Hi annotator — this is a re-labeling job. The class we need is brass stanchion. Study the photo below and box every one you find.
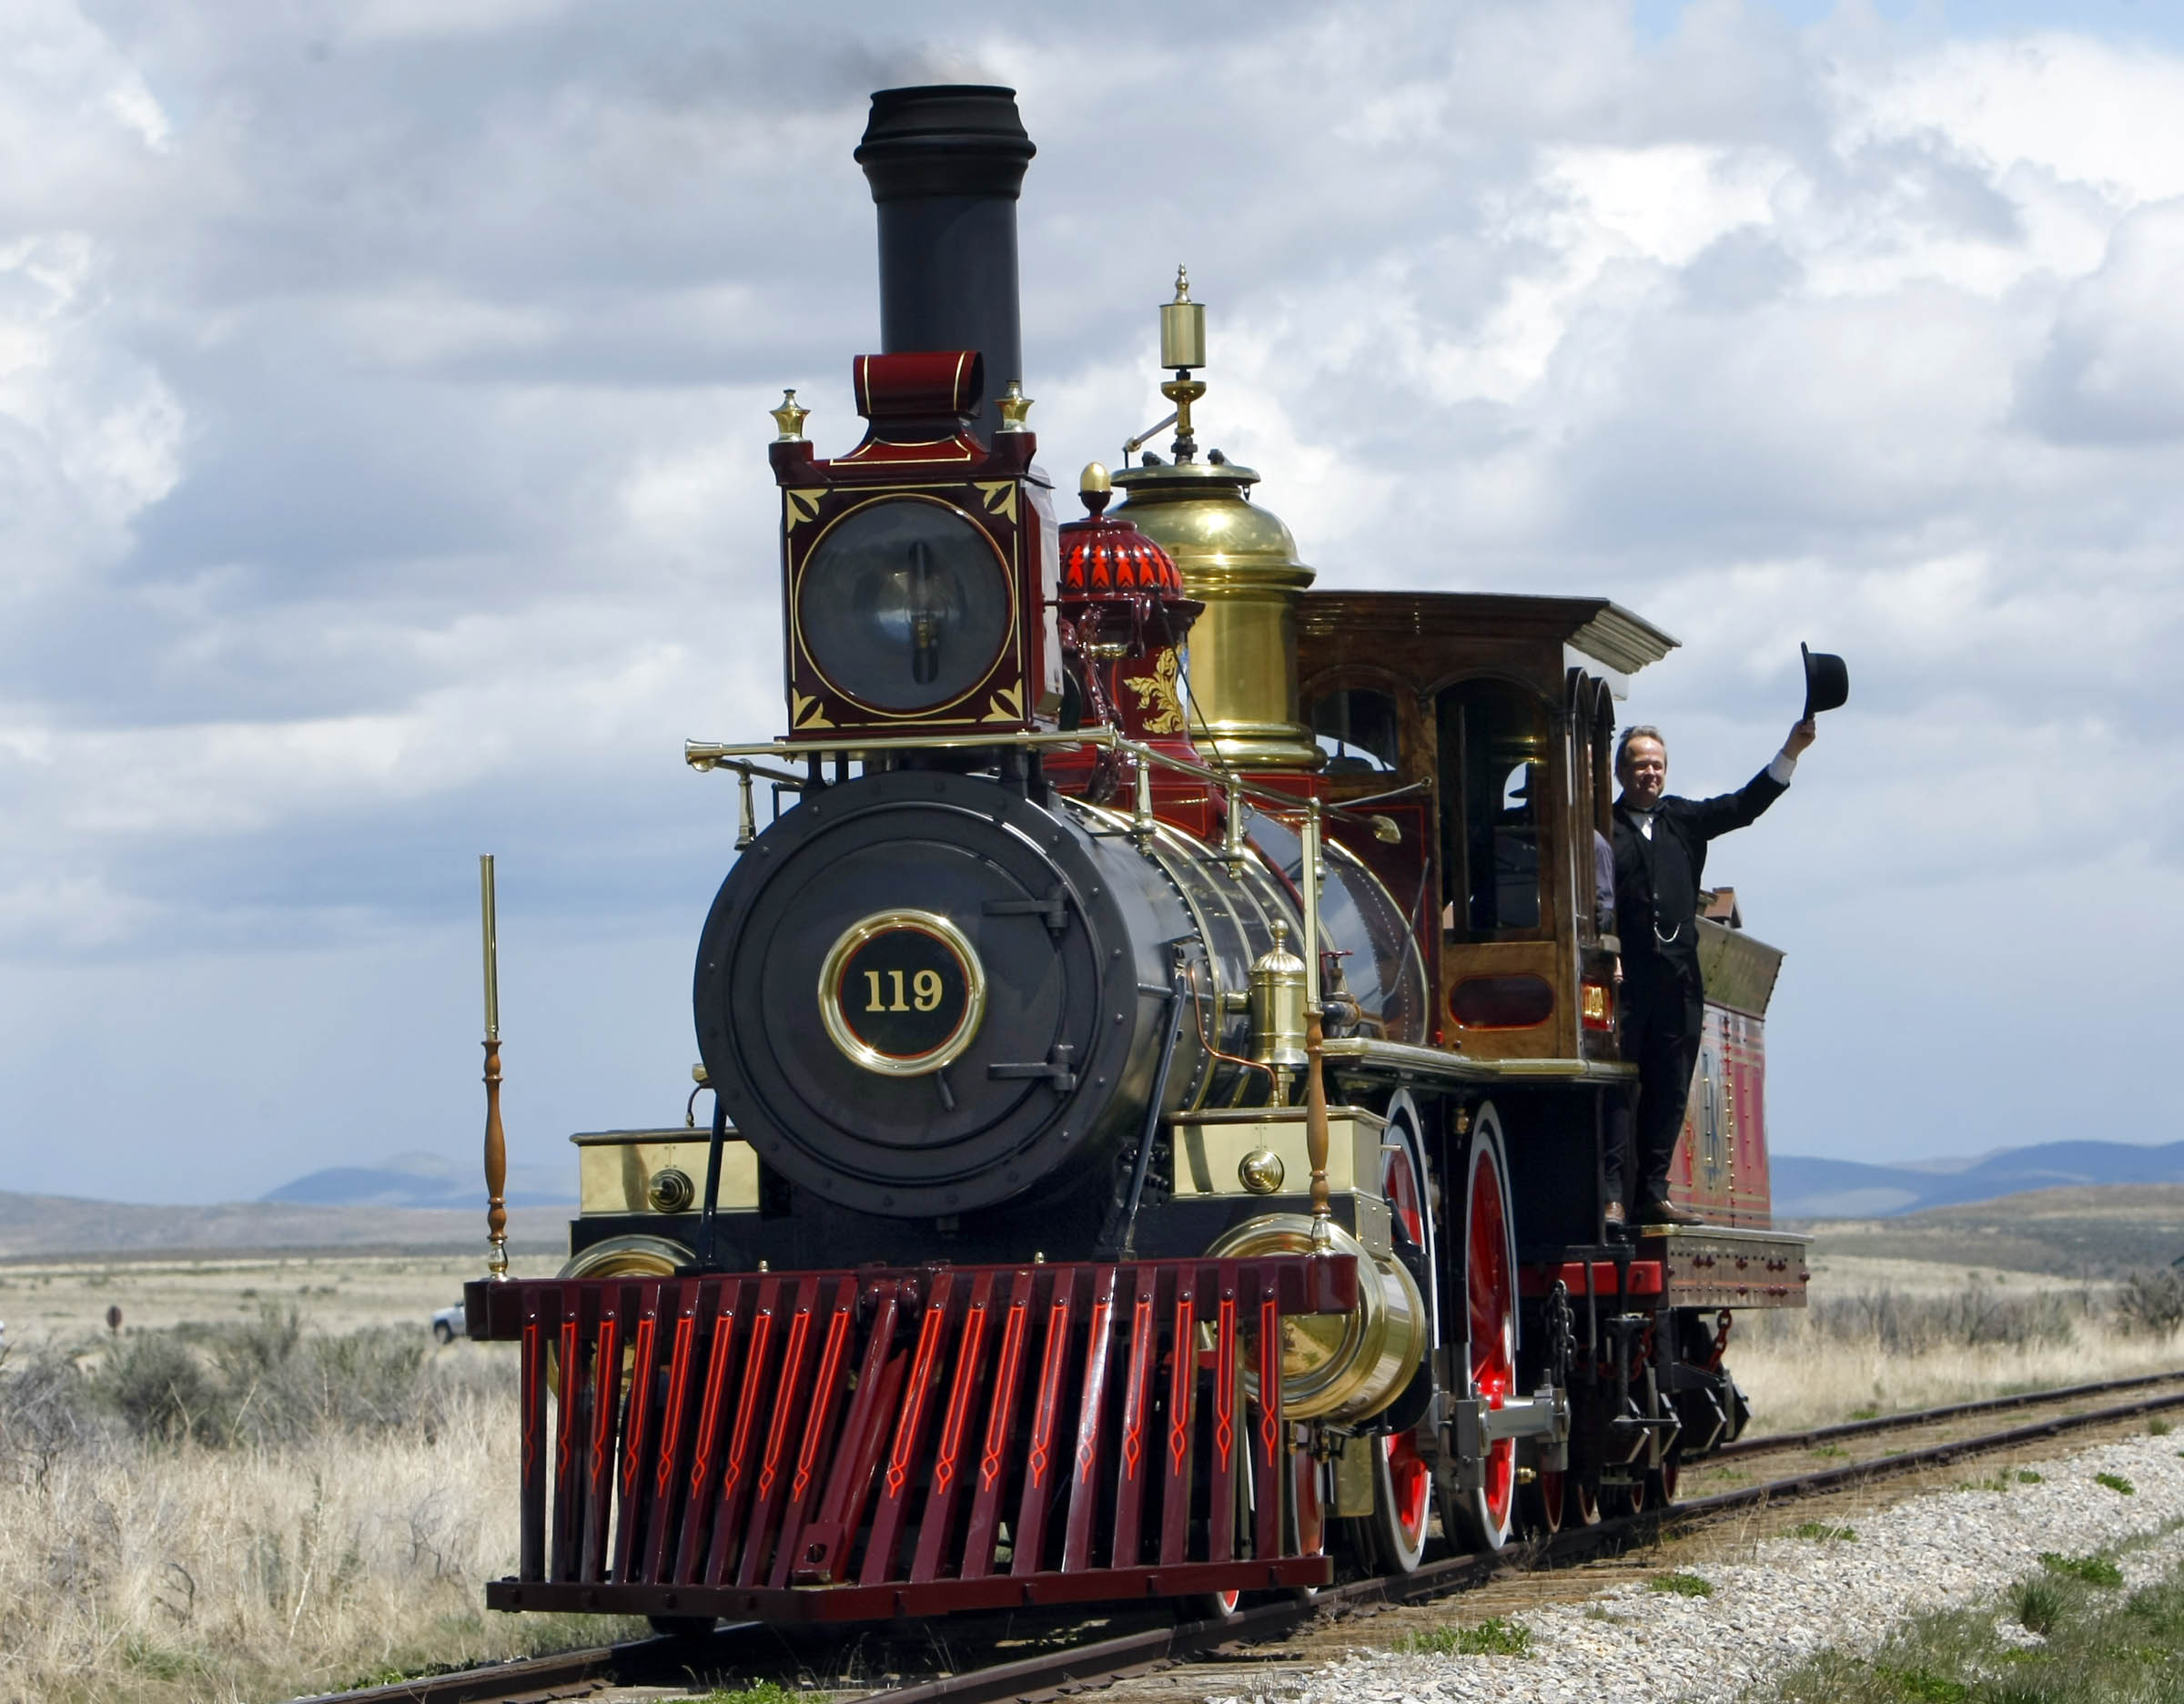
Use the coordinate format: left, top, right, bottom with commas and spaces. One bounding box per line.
480, 854, 509, 1280
1304, 1007, 1331, 1240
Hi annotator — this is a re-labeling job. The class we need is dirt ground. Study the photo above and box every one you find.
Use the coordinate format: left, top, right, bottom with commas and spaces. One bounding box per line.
0, 1250, 498, 1347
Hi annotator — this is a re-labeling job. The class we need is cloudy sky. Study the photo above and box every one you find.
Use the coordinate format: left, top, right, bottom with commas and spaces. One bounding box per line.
3, 0, 2179, 1205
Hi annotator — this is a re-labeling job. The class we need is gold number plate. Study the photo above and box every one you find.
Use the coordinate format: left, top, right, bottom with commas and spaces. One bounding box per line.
816, 908, 986, 1076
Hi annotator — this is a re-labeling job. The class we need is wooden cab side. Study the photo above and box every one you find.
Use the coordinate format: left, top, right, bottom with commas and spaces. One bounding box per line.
1295, 593, 1676, 1064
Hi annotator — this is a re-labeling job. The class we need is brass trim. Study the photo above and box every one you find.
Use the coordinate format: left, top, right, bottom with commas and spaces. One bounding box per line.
1171, 1106, 1384, 1199
556, 1234, 687, 1281
1318, 1036, 1636, 1083
646, 1168, 695, 1213
1205, 1212, 1426, 1423
816, 908, 987, 1077
573, 1133, 758, 1215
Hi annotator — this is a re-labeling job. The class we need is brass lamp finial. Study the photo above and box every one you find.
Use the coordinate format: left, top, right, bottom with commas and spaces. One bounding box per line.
769, 388, 809, 442
1158, 265, 1208, 462
996, 379, 1034, 432
1078, 461, 1112, 520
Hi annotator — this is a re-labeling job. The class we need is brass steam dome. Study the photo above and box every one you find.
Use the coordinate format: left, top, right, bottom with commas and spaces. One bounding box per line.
1109, 269, 1321, 771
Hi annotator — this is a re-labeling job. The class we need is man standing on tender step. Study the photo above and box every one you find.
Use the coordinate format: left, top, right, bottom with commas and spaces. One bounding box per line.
1606, 717, 1816, 1230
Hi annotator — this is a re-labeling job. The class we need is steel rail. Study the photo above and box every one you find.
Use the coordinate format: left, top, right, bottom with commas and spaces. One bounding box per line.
283, 1639, 632, 1704
292, 1369, 2184, 1704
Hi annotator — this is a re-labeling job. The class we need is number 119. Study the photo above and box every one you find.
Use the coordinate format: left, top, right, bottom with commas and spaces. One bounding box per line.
864, 969, 943, 1012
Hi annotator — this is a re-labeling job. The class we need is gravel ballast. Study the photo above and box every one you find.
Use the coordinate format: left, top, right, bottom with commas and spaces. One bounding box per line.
1208, 1432, 2184, 1704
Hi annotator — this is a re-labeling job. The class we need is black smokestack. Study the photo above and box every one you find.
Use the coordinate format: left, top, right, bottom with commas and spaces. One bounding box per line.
855, 86, 1035, 443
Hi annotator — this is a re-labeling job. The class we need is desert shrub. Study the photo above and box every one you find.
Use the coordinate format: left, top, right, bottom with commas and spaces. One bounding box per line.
0, 1344, 113, 1479
1796, 1284, 2078, 1353
2115, 1268, 2184, 1337
103, 1330, 223, 1444
58, 1308, 467, 1453
210, 1308, 432, 1446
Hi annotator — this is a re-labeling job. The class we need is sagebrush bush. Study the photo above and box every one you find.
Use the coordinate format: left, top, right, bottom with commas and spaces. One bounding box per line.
103, 1330, 224, 1444
64, 1306, 440, 1451
0, 1317, 544, 1704
1800, 1284, 2080, 1353
0, 1344, 114, 1481
2116, 1269, 2184, 1337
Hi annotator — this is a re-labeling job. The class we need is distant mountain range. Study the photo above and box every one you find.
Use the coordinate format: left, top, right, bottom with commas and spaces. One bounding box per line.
261, 1150, 576, 1211
1774, 1141, 2184, 1219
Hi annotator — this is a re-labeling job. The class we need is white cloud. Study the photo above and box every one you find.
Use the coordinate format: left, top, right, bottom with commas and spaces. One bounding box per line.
2, 0, 2180, 1196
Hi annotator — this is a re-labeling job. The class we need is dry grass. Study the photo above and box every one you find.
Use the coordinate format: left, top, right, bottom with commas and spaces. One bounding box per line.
5, 1238, 2181, 1701
0, 1252, 490, 1347
1730, 1274, 2184, 1435
0, 1332, 642, 1704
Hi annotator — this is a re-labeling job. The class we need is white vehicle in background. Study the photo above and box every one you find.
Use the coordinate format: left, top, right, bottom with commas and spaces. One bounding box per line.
431, 1304, 464, 1344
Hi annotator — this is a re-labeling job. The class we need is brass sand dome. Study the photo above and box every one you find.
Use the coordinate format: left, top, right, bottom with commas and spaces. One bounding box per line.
1111, 455, 1320, 770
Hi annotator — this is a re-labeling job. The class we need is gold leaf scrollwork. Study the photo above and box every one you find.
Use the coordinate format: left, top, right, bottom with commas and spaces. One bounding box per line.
974, 481, 1018, 522
784, 490, 824, 530
983, 683, 1025, 724
791, 690, 833, 730
1120, 647, 1187, 735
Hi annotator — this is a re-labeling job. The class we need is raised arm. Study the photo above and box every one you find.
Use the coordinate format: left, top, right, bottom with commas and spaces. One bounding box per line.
1687, 717, 1815, 838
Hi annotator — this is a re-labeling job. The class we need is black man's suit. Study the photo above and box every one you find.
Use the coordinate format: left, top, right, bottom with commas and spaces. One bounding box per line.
1608, 767, 1788, 1208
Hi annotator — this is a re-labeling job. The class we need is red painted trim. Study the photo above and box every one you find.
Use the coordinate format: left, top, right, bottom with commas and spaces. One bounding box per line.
860, 1273, 954, 1586
1254, 1288, 1284, 1561
581, 1305, 620, 1582
961, 1269, 1036, 1579
1107, 1273, 1159, 1567
1012, 1280, 1077, 1577
611, 1300, 660, 1582
1158, 1284, 1197, 1566
1208, 1291, 1238, 1565
643, 1296, 699, 1581
1061, 1267, 1117, 1571
551, 1313, 582, 1579
674, 1282, 739, 1584
1518, 1261, 1665, 1299
703, 1276, 777, 1585
734, 1279, 815, 1587
912, 1270, 992, 1585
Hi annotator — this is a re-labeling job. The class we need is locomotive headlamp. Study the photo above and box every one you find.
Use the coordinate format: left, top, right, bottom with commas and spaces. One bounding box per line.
796, 497, 1013, 713
771, 350, 1062, 738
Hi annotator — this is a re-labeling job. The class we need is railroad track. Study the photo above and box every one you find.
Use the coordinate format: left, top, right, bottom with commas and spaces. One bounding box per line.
292, 1369, 2184, 1704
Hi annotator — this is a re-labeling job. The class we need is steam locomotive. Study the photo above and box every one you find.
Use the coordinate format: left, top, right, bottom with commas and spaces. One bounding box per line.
463, 83, 1809, 1625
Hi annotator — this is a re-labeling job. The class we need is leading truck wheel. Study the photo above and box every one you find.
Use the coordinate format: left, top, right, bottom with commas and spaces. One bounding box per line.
1438, 1106, 1518, 1553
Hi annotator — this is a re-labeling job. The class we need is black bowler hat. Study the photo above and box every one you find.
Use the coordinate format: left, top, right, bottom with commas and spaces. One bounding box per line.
1801, 643, 1850, 718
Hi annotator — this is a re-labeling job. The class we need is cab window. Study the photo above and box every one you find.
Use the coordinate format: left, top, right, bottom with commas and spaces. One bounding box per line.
1438, 681, 1548, 937
1309, 687, 1400, 775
